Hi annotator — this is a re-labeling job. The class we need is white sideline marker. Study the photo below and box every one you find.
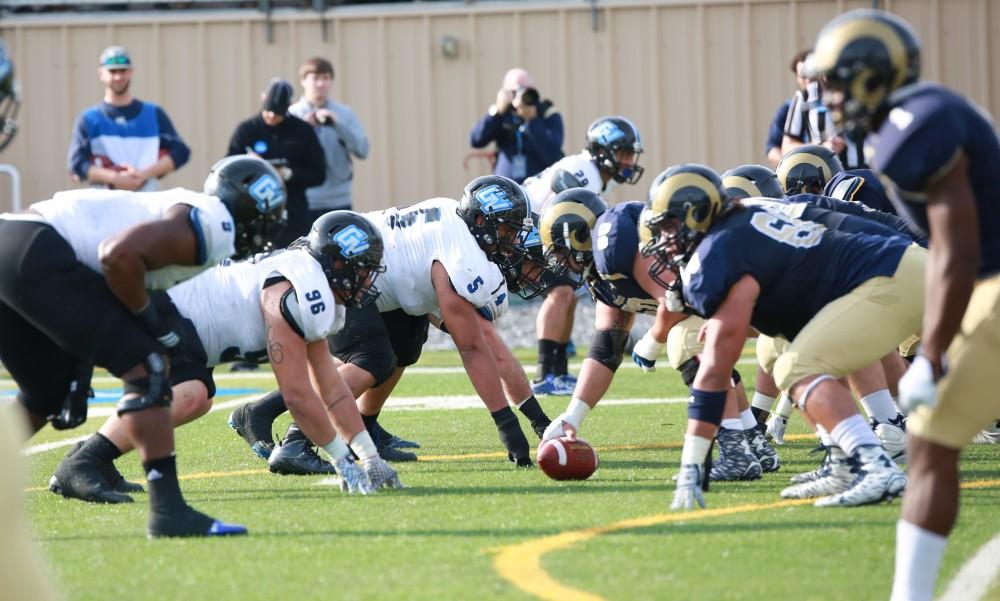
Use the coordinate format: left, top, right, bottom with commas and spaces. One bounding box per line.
939, 531, 1000, 601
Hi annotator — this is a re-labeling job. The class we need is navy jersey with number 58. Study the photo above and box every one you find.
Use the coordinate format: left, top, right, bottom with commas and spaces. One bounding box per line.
589, 201, 659, 315
870, 83, 1000, 277
681, 206, 910, 339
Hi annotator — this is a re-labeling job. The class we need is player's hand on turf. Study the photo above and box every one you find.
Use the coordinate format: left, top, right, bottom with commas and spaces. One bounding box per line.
362, 456, 405, 489
670, 464, 706, 511
541, 414, 578, 442
631, 332, 664, 373
899, 355, 941, 413
765, 415, 787, 444
333, 456, 375, 495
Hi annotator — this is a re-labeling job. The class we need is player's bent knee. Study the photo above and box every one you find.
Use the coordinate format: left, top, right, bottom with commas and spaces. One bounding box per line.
116, 354, 172, 416
789, 374, 835, 411
587, 329, 629, 372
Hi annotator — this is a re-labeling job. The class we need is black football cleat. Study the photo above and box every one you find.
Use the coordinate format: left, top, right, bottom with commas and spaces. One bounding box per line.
148, 506, 247, 538
374, 422, 420, 449
378, 445, 418, 462
228, 403, 276, 460
267, 438, 337, 475
65, 440, 144, 494
50, 447, 134, 504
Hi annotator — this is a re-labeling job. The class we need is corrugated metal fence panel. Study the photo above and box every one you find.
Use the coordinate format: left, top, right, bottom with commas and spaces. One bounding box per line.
0, 0, 996, 213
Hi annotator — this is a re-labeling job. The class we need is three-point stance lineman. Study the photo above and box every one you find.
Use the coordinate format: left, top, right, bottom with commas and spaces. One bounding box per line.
0, 154, 286, 537
52, 211, 402, 503
643, 164, 923, 511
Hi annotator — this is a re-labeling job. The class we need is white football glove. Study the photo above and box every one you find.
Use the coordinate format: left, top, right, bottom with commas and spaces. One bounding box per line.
333, 456, 375, 495
671, 464, 707, 511
765, 415, 788, 445
631, 332, 665, 373
899, 355, 940, 413
362, 456, 405, 490
541, 412, 579, 442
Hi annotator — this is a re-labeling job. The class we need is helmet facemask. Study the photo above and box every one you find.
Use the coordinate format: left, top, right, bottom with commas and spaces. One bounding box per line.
542, 221, 592, 290
640, 216, 692, 291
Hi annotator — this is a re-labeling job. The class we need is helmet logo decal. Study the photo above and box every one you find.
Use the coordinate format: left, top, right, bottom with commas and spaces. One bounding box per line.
248, 174, 285, 213
332, 224, 370, 257
520, 227, 542, 248
590, 121, 625, 145
474, 184, 514, 213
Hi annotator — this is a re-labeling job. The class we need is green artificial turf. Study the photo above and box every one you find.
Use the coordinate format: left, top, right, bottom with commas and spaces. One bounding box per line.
14, 349, 1000, 601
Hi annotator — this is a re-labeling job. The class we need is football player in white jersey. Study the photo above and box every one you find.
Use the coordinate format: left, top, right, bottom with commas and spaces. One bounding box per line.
0, 154, 285, 537
51, 211, 403, 503
522, 116, 644, 396
232, 176, 554, 467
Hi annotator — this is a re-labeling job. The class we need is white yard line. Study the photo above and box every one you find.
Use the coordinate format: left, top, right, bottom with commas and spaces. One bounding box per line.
3, 357, 756, 388
939, 532, 1000, 601
23, 395, 687, 456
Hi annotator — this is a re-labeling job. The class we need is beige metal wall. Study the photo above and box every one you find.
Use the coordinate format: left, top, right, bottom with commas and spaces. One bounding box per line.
0, 0, 996, 213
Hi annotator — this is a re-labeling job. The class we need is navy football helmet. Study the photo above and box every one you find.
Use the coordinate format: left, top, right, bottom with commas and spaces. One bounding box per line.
722, 164, 784, 199
0, 40, 20, 153
457, 175, 532, 264
204, 155, 288, 259
776, 145, 844, 195
586, 116, 645, 185
642, 164, 726, 289
538, 188, 608, 289
299, 210, 385, 308
806, 9, 921, 139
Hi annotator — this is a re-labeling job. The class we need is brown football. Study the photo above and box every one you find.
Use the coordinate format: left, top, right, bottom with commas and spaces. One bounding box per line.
537, 437, 599, 481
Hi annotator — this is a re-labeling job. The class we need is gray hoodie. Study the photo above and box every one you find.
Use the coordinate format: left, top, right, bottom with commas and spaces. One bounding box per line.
289, 97, 369, 210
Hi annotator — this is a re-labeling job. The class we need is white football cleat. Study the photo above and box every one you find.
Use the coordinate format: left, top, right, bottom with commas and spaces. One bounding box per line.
873, 420, 907, 464
781, 447, 854, 499
789, 445, 832, 484
814, 445, 906, 507
765, 415, 788, 445
972, 423, 1000, 444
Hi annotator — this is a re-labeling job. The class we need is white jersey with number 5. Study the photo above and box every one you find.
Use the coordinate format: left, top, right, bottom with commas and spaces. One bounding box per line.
167, 249, 344, 367
368, 198, 509, 321
522, 151, 608, 214
32, 187, 236, 290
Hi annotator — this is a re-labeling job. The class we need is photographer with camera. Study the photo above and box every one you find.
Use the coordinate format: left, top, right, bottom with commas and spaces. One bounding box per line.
226, 77, 325, 247
289, 57, 369, 219
469, 68, 563, 183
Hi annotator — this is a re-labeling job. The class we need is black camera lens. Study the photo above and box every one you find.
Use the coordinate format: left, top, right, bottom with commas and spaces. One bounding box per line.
517, 87, 539, 106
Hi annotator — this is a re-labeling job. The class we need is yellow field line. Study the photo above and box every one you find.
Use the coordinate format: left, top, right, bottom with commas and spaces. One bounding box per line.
26, 435, 820, 491
486, 479, 1000, 601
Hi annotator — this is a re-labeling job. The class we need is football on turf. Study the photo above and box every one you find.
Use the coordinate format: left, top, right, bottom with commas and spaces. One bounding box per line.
537, 437, 599, 481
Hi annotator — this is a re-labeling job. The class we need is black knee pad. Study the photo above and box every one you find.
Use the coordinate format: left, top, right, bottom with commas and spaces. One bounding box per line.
116, 353, 173, 416
678, 357, 700, 388
587, 329, 630, 372
731, 368, 742, 386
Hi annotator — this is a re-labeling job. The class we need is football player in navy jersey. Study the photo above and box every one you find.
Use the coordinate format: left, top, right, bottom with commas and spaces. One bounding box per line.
644, 163, 925, 511
808, 10, 1000, 600
824, 168, 898, 215
721, 165, 914, 465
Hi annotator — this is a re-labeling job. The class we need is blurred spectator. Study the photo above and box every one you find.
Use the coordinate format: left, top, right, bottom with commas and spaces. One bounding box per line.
469, 68, 563, 183
68, 45, 189, 191
226, 77, 324, 247
765, 49, 810, 166
782, 64, 866, 169
288, 57, 369, 218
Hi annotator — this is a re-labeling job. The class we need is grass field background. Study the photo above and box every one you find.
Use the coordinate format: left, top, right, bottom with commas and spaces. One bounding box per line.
10, 348, 1000, 600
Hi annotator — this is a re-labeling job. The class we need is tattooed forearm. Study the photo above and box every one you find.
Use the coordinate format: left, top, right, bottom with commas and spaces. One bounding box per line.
266, 323, 285, 364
